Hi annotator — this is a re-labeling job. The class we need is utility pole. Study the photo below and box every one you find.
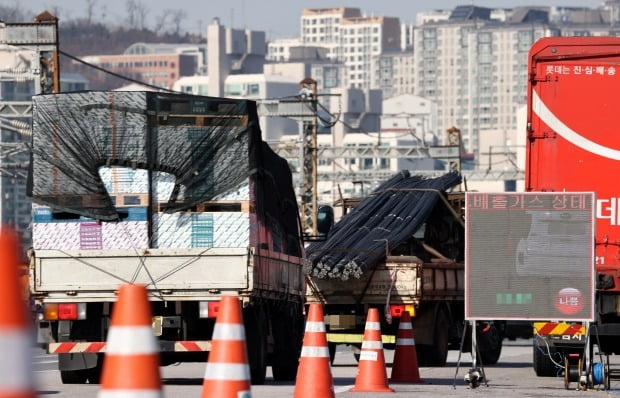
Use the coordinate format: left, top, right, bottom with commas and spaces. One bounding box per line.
0, 10, 60, 94
446, 126, 462, 175
34, 11, 61, 94
299, 77, 318, 237
0, 11, 59, 246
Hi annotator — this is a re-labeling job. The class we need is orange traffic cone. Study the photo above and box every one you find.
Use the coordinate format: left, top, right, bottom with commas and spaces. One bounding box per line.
293, 303, 334, 398
0, 228, 36, 398
390, 311, 422, 383
201, 296, 251, 398
98, 284, 162, 398
350, 308, 394, 393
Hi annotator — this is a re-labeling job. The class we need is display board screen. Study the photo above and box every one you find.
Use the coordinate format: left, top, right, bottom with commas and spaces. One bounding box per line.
465, 192, 595, 321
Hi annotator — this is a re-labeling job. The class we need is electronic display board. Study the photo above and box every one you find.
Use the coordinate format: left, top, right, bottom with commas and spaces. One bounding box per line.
465, 192, 595, 321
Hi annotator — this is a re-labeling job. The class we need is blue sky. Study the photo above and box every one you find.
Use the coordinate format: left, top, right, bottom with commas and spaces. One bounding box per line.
23, 0, 604, 39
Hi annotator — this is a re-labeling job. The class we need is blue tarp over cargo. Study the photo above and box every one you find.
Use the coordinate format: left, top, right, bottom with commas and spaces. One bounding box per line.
306, 171, 462, 280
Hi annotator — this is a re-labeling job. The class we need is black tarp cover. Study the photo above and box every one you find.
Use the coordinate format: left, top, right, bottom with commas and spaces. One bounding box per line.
306, 171, 462, 280
27, 91, 302, 256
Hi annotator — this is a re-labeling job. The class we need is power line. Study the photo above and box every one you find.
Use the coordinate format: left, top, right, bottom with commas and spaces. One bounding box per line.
60, 50, 325, 105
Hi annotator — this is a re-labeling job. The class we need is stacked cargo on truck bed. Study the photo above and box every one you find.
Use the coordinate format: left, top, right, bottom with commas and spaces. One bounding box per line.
28, 91, 301, 255
306, 170, 462, 280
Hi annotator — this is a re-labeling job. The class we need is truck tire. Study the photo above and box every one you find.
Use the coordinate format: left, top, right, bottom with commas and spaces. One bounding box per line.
417, 308, 449, 367
244, 306, 267, 385
478, 324, 503, 365
352, 343, 361, 362
328, 343, 337, 365
533, 339, 559, 377
60, 369, 88, 384
271, 308, 302, 381
58, 352, 96, 384
86, 354, 104, 384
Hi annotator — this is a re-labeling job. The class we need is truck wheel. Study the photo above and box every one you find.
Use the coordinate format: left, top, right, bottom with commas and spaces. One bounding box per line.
352, 344, 361, 362
244, 307, 267, 385
478, 324, 503, 365
271, 309, 302, 381
533, 339, 560, 377
59, 352, 96, 384
60, 369, 88, 384
417, 308, 449, 367
328, 343, 337, 365
86, 354, 104, 384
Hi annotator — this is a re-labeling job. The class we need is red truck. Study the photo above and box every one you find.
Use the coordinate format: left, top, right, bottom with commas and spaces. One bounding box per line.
526, 36, 620, 387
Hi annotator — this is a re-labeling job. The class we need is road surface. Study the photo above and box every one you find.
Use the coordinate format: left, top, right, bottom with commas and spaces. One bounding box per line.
34, 339, 620, 397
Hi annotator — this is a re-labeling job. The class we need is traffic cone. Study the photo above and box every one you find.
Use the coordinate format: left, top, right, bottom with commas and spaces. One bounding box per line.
350, 308, 394, 393
0, 228, 36, 398
293, 303, 334, 398
201, 296, 251, 398
390, 311, 422, 383
98, 284, 162, 398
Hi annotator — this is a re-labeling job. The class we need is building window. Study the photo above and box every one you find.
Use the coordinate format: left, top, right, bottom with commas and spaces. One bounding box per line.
248, 84, 260, 95
225, 83, 243, 96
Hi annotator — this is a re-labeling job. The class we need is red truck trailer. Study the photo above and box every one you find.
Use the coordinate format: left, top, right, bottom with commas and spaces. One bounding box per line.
526, 36, 620, 387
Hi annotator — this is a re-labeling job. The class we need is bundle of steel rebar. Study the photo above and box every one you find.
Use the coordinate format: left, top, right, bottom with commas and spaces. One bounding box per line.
306, 171, 461, 280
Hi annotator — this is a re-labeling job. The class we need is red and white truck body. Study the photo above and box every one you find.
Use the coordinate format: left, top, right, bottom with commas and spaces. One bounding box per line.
526, 36, 620, 374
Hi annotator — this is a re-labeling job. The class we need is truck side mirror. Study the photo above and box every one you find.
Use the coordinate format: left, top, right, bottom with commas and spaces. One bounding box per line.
317, 205, 334, 236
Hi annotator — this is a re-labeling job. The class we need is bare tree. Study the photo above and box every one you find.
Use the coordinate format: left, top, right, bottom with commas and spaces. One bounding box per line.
100, 3, 107, 24
125, 0, 148, 30
135, 1, 148, 30
153, 12, 169, 35
125, 0, 138, 29
0, 2, 25, 22
85, 0, 96, 24
49, 6, 62, 20
170, 9, 187, 35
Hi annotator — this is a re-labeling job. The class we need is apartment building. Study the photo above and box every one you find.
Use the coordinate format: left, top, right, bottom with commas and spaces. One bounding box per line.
267, 38, 303, 62
268, 4, 620, 162
413, 6, 555, 154
412, 4, 620, 156
296, 8, 401, 90
340, 15, 401, 89
300, 7, 362, 58
372, 50, 414, 99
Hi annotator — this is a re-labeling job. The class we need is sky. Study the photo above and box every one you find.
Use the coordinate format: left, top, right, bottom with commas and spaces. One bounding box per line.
21, 0, 605, 39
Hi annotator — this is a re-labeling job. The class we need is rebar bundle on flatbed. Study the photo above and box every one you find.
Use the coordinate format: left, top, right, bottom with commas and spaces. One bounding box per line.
306, 171, 461, 280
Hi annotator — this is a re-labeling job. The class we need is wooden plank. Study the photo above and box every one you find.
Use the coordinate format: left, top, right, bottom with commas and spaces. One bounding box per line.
157, 200, 251, 213
109, 193, 149, 206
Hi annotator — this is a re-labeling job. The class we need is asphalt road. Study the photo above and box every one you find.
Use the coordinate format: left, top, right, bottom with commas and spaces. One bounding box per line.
34, 339, 620, 397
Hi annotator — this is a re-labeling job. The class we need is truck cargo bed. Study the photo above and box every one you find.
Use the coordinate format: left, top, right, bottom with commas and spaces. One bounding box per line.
306, 256, 463, 305
31, 247, 306, 302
